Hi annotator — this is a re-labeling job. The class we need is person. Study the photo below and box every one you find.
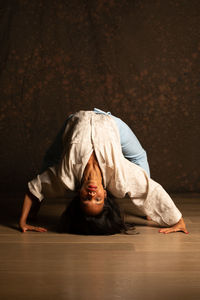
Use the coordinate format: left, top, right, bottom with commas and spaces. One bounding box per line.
19, 109, 188, 235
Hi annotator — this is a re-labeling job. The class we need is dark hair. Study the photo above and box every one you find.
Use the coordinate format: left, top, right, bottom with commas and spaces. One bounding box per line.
58, 194, 136, 235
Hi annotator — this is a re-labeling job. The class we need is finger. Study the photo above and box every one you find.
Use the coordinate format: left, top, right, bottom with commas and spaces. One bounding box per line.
163, 228, 176, 234
21, 225, 47, 232
26, 226, 35, 231
38, 228, 47, 232
159, 227, 189, 234
35, 227, 47, 232
159, 229, 171, 234
24, 226, 38, 232
158, 228, 168, 233
159, 228, 176, 234
170, 227, 189, 234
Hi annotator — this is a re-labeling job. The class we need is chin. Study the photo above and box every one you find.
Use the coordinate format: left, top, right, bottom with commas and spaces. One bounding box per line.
87, 180, 98, 184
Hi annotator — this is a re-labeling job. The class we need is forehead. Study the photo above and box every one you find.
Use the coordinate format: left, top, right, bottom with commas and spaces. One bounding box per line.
81, 201, 104, 215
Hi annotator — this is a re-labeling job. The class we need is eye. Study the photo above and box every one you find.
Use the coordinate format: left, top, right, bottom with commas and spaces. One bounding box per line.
95, 198, 101, 202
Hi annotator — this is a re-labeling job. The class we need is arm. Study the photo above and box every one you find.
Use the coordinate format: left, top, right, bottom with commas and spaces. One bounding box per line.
123, 161, 188, 234
19, 193, 47, 232
135, 183, 188, 234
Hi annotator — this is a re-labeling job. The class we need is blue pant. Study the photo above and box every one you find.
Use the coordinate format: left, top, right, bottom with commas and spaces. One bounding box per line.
94, 108, 150, 176
41, 108, 150, 177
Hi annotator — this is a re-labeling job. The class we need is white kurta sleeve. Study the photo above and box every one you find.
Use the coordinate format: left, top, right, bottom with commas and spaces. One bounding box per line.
126, 164, 182, 226
129, 182, 182, 226
28, 166, 68, 201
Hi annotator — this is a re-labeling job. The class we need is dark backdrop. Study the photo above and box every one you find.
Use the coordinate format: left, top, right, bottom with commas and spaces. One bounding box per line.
0, 0, 200, 194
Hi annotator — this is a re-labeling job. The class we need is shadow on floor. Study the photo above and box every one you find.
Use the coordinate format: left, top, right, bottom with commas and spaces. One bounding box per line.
0, 194, 161, 234
0, 194, 66, 233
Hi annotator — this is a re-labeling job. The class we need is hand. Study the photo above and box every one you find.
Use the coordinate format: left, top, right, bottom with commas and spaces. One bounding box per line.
159, 217, 189, 234
19, 222, 47, 233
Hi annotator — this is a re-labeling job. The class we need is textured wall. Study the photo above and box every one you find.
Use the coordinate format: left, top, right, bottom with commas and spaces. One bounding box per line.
0, 0, 200, 193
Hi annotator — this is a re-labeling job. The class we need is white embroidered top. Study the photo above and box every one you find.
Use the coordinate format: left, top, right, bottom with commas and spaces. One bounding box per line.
28, 111, 182, 226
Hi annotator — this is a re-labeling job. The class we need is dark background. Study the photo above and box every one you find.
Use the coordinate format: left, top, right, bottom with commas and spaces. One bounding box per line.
0, 0, 200, 195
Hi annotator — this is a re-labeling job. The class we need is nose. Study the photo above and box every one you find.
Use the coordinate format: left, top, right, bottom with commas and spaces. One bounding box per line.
88, 191, 96, 197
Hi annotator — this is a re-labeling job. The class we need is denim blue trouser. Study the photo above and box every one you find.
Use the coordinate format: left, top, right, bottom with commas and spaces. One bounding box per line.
41, 108, 150, 177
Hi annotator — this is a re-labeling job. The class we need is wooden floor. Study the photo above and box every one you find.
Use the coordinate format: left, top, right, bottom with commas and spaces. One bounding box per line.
0, 194, 200, 300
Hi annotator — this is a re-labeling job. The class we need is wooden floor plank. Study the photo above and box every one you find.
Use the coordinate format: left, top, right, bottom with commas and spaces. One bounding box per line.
0, 194, 200, 300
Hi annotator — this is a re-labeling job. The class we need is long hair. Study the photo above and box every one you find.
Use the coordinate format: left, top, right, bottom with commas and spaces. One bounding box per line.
58, 194, 136, 235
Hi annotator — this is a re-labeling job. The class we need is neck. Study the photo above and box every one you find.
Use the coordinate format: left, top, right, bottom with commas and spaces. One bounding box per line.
82, 152, 103, 185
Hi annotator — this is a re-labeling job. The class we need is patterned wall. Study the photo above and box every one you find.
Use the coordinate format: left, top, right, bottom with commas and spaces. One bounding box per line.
0, 0, 200, 193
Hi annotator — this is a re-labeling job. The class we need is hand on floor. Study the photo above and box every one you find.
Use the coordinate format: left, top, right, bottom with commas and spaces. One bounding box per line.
159, 217, 189, 234
19, 222, 47, 233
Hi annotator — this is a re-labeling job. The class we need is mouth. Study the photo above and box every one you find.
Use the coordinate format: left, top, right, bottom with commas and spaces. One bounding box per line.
88, 188, 97, 192
88, 185, 97, 191
88, 185, 97, 188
